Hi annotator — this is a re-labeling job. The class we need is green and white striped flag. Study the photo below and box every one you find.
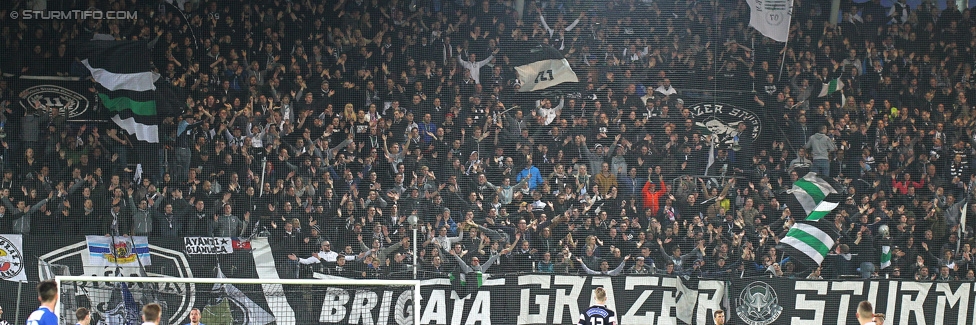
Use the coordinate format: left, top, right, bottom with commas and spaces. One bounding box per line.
817, 78, 844, 97
777, 172, 845, 267
788, 173, 842, 217
880, 245, 892, 269
780, 222, 836, 265
80, 40, 184, 144
806, 201, 839, 222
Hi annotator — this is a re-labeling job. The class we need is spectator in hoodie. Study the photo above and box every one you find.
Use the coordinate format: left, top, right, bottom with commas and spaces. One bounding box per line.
804, 124, 837, 176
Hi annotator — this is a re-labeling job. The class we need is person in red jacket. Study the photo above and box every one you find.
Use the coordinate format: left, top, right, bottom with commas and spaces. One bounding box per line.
891, 173, 924, 195
642, 173, 668, 216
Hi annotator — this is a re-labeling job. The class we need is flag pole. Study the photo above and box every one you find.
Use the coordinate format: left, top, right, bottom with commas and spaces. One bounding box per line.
15, 281, 22, 324
776, 0, 794, 82
776, 36, 790, 82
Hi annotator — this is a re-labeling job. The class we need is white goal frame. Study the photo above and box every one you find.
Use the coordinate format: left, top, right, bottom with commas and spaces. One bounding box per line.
54, 276, 421, 325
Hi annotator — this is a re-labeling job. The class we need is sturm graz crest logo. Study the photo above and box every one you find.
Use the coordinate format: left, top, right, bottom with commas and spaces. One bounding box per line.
0, 236, 24, 280
691, 102, 761, 150
762, 0, 792, 26
736, 281, 783, 325
18, 84, 91, 118
753, 0, 793, 26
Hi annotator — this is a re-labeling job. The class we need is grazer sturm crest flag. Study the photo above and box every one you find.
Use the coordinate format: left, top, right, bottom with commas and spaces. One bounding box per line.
776, 172, 845, 267
746, 0, 793, 42
514, 45, 578, 92
0, 234, 26, 282
86, 236, 151, 267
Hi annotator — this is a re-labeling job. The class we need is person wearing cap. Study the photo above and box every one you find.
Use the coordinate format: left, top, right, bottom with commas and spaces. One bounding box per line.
306, 224, 326, 245
223, 122, 247, 148
629, 256, 652, 274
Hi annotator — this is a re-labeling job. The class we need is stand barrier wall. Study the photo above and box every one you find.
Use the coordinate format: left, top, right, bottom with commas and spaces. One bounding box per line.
1, 235, 973, 325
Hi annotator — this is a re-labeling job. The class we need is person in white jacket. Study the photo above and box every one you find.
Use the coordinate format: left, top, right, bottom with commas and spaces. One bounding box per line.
289, 241, 341, 264
457, 51, 496, 84
537, 96, 564, 126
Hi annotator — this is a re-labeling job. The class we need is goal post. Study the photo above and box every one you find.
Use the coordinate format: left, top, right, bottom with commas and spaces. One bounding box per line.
54, 276, 422, 325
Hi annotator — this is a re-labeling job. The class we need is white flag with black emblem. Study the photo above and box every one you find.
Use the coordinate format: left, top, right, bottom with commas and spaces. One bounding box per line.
515, 59, 578, 92
513, 45, 578, 92
746, 0, 793, 42
0, 234, 26, 282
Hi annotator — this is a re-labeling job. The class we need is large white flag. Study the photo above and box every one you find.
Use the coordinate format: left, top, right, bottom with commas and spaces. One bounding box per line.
746, 0, 793, 42
0, 234, 26, 282
515, 59, 579, 92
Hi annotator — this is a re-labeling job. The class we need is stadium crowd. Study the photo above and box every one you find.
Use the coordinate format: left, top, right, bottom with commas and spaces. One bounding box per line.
0, 0, 976, 282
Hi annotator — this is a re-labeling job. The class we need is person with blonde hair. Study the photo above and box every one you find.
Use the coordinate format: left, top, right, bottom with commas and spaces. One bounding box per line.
342, 103, 357, 121
577, 287, 616, 325
857, 301, 876, 325
141, 303, 162, 325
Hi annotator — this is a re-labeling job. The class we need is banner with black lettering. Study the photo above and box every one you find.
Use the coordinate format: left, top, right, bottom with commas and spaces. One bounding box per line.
254, 274, 725, 325
184, 237, 235, 254
509, 274, 726, 325
15, 76, 99, 121
12, 235, 973, 325
731, 277, 976, 325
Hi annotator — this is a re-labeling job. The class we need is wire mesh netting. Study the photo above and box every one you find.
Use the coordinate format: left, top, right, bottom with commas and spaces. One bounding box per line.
1, 0, 976, 324
57, 277, 418, 325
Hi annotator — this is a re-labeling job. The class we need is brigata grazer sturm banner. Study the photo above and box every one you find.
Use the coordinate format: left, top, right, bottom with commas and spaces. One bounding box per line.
8, 234, 730, 325
4, 235, 975, 325
731, 277, 976, 325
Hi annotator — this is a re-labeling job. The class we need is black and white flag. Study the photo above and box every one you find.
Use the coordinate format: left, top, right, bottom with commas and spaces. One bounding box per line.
514, 45, 578, 92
